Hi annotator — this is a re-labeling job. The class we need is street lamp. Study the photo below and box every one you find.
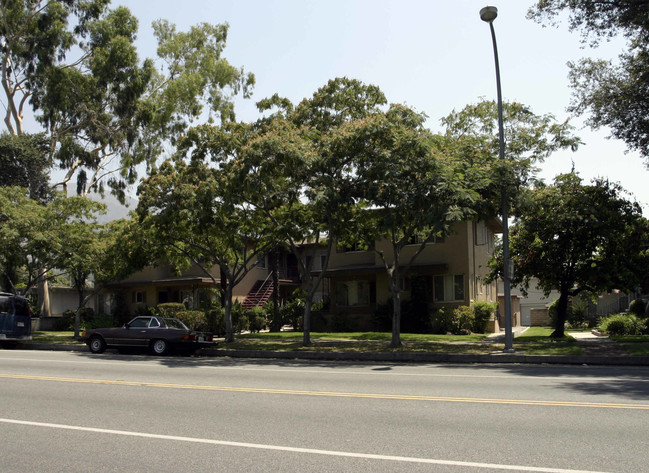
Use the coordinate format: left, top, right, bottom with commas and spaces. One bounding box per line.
480, 5, 514, 352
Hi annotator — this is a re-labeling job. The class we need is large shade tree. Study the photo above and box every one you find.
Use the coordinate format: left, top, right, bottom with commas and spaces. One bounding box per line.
493, 173, 649, 337
246, 78, 387, 346
136, 152, 276, 343
328, 104, 478, 348
0, 187, 105, 298
0, 1, 255, 198
441, 100, 582, 215
528, 1, 649, 163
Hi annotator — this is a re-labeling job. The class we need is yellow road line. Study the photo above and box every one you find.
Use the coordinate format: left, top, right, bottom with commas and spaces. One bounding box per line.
2, 373, 649, 410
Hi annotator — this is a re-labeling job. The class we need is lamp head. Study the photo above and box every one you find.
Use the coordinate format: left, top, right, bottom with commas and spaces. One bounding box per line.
480, 6, 498, 23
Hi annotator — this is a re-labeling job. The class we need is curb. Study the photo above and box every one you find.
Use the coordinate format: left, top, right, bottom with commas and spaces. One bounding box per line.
207, 349, 649, 366
14, 343, 649, 366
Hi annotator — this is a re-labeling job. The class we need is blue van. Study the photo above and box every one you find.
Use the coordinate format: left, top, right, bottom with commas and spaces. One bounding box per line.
0, 292, 32, 342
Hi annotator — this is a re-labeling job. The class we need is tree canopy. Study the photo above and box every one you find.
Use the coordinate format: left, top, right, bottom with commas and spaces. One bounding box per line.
528, 1, 649, 163
492, 173, 649, 337
0, 0, 254, 200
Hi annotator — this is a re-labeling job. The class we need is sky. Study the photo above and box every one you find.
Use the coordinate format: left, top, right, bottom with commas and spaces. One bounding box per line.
113, 0, 648, 212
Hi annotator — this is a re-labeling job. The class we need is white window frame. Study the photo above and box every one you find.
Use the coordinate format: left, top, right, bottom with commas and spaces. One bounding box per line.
433, 274, 465, 302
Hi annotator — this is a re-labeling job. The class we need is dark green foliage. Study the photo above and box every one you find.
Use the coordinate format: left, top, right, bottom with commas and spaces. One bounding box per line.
493, 173, 649, 337
133, 305, 154, 317
430, 308, 452, 334
599, 313, 646, 336
156, 303, 185, 318
472, 301, 497, 333
84, 313, 114, 330
371, 303, 392, 332
332, 310, 357, 332
629, 299, 646, 317
247, 307, 267, 333
451, 306, 475, 335
54, 311, 75, 331
528, 1, 649, 161
230, 301, 249, 334
111, 290, 131, 325
0, 133, 52, 202
205, 308, 225, 335
176, 310, 208, 331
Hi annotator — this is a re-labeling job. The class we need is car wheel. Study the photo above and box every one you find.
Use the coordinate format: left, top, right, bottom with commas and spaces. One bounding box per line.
88, 336, 106, 354
150, 339, 169, 355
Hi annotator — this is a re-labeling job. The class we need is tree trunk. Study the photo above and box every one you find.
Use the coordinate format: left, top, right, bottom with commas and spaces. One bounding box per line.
302, 296, 312, 346
390, 280, 402, 348
224, 286, 234, 343
551, 290, 570, 338
74, 287, 85, 338
270, 250, 280, 332
37, 272, 51, 318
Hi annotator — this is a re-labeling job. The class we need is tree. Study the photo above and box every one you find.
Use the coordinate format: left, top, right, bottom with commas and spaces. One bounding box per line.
326, 104, 479, 348
528, 1, 649, 162
441, 100, 581, 215
0, 1, 254, 198
1, 1, 254, 315
493, 173, 649, 337
0, 133, 51, 201
0, 187, 106, 299
248, 78, 387, 346
54, 216, 147, 337
136, 153, 275, 343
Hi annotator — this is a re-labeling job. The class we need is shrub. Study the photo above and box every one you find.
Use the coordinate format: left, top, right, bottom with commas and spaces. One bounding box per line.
452, 306, 474, 334
231, 301, 249, 333
205, 307, 225, 335
629, 299, 646, 317
247, 307, 267, 333
84, 313, 114, 329
53, 311, 75, 331
472, 301, 497, 333
429, 307, 474, 335
371, 302, 392, 332
281, 290, 306, 331
599, 313, 646, 336
156, 303, 186, 318
176, 310, 208, 331
332, 310, 358, 332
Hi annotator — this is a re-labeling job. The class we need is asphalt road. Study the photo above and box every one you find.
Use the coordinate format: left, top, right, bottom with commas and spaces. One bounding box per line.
1, 350, 648, 473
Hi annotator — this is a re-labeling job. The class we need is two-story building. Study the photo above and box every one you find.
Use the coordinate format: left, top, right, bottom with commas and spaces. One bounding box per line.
106, 219, 502, 331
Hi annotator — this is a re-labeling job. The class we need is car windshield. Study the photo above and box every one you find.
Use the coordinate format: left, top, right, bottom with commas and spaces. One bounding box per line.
163, 318, 189, 330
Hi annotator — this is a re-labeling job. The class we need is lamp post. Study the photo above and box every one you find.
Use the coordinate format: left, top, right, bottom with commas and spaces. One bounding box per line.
480, 5, 514, 352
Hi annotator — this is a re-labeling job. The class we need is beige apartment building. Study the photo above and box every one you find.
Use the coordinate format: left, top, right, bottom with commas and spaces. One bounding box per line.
106, 219, 501, 331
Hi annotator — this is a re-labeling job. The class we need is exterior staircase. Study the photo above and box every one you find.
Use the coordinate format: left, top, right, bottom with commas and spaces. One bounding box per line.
242, 279, 274, 309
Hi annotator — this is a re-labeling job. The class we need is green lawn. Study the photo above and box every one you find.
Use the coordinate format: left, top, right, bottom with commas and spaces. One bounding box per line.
32, 331, 80, 343
521, 344, 582, 356
516, 326, 576, 342
237, 331, 489, 343
622, 344, 649, 356
29, 329, 614, 358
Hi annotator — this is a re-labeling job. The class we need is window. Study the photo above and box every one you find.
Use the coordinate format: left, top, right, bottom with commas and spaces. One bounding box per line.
132, 291, 146, 304
433, 274, 465, 302
406, 234, 445, 245
336, 280, 370, 307
129, 317, 151, 328
474, 221, 487, 246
